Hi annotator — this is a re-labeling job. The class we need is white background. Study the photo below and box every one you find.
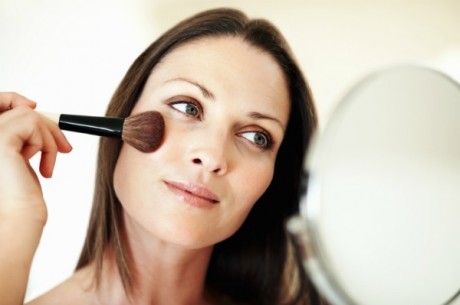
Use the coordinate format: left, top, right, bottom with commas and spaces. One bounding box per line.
1, 0, 459, 301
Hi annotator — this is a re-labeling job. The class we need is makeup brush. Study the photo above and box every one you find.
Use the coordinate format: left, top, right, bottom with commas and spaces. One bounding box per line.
39, 111, 164, 153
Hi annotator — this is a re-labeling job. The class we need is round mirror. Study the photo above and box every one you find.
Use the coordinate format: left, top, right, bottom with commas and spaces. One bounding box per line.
288, 65, 460, 305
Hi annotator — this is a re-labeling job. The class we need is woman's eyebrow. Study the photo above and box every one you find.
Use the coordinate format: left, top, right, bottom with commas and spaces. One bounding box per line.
249, 111, 286, 131
165, 77, 215, 100
164, 78, 285, 130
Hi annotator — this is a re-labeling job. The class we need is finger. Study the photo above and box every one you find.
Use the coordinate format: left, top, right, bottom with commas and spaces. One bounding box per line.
4, 108, 45, 154
21, 125, 58, 178
35, 120, 72, 178
26, 118, 72, 157
0, 104, 36, 125
4, 108, 71, 158
39, 150, 57, 178
16, 129, 60, 178
36, 123, 59, 178
43, 116, 73, 153
0, 92, 37, 112
21, 143, 43, 161
0, 106, 71, 178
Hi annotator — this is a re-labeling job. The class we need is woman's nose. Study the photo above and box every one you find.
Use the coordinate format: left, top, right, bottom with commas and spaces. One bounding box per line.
188, 135, 229, 176
190, 147, 228, 175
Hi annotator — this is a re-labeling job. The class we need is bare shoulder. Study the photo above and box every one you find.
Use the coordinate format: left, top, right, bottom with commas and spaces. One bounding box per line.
26, 266, 96, 305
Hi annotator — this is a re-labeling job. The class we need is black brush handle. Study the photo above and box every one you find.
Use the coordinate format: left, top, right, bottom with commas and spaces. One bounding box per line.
59, 114, 124, 137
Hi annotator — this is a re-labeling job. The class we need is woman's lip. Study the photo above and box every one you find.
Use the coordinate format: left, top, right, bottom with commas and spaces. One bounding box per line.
164, 181, 220, 204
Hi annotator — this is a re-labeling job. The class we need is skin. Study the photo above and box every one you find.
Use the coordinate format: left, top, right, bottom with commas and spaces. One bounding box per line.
0, 93, 72, 305
0, 36, 290, 305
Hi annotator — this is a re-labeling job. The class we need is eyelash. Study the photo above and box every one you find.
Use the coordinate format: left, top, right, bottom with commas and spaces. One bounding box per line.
170, 99, 203, 119
169, 98, 274, 151
238, 130, 274, 151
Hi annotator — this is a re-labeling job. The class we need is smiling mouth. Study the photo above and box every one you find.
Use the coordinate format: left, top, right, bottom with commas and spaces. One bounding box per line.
164, 181, 220, 207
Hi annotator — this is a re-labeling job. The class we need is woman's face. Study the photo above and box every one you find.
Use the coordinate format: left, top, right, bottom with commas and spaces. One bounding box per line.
114, 37, 290, 249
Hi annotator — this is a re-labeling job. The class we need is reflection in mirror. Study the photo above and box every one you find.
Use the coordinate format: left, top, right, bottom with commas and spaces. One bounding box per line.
288, 65, 460, 305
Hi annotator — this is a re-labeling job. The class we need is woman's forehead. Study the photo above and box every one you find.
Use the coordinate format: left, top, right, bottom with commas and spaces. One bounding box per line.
148, 36, 290, 122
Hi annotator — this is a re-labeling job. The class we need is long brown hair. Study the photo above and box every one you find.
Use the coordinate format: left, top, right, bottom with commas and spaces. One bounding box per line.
76, 7, 320, 305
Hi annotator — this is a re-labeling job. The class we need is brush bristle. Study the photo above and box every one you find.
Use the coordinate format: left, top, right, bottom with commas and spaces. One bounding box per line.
122, 111, 165, 152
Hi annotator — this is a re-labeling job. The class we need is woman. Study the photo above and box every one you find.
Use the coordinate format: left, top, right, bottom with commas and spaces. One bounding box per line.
0, 8, 320, 305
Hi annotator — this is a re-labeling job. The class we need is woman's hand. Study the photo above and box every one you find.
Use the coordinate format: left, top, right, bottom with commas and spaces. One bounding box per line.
0, 92, 72, 223
0, 92, 72, 305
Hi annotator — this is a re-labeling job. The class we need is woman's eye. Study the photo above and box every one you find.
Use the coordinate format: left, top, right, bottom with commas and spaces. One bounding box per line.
171, 101, 201, 118
240, 131, 273, 149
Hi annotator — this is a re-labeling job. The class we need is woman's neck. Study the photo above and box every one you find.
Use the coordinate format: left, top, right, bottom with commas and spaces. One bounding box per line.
95, 214, 215, 305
